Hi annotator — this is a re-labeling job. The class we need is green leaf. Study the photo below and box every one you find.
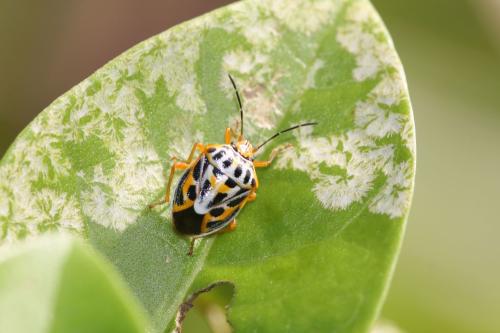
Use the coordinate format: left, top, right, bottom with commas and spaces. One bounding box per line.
0, 233, 148, 333
0, 0, 415, 332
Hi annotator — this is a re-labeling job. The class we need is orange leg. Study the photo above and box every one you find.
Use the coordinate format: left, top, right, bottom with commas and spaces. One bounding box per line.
253, 144, 293, 168
247, 192, 256, 202
225, 126, 239, 144
175, 143, 205, 164
149, 161, 189, 208
219, 219, 237, 233
149, 143, 204, 208
225, 118, 241, 144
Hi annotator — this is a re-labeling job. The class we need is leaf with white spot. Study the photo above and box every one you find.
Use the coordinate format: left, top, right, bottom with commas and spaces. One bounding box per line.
0, 0, 415, 332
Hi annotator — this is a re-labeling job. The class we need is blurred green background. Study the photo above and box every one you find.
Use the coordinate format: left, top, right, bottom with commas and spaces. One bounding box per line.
1, 0, 499, 332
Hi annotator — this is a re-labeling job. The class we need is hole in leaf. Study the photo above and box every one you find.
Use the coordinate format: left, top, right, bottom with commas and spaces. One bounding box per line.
178, 281, 234, 333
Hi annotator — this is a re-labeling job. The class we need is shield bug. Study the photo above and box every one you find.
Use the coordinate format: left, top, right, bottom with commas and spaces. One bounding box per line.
150, 74, 317, 255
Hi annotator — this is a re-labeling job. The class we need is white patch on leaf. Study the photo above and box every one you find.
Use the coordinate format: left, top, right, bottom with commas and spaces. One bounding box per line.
64, 103, 93, 142
370, 161, 413, 218
402, 114, 416, 156
0, 162, 84, 242
222, 51, 284, 136
305, 59, 325, 89
280, 0, 415, 218
0, 186, 11, 224
81, 136, 163, 231
29, 189, 83, 233
223, 50, 263, 75
0, 110, 75, 242
270, 0, 343, 35
136, 26, 208, 114
82, 185, 135, 232
243, 19, 280, 49
0, 55, 167, 240
277, 127, 394, 211
355, 73, 406, 138
337, 1, 401, 81
226, 2, 281, 50
12, 131, 71, 180
314, 170, 373, 210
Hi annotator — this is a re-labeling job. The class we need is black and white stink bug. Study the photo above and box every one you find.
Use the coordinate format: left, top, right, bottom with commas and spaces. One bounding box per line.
150, 74, 317, 255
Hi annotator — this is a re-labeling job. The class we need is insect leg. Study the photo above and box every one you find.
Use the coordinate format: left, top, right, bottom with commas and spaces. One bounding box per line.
225, 128, 232, 144
164, 160, 190, 203
247, 192, 257, 202
225, 120, 241, 144
253, 143, 293, 168
150, 143, 204, 209
177, 143, 205, 164
187, 238, 196, 256
148, 160, 189, 208
219, 219, 237, 233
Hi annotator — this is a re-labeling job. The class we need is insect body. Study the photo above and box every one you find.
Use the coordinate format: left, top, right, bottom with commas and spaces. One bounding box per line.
171, 144, 255, 238
150, 74, 317, 255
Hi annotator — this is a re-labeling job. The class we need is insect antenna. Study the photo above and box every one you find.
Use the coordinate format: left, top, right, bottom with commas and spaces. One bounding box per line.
228, 74, 244, 138
254, 122, 318, 152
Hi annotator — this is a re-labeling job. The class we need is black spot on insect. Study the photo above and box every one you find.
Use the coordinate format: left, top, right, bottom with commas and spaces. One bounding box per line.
228, 195, 246, 207
211, 192, 228, 206
206, 220, 223, 230
213, 167, 224, 177
200, 179, 211, 198
178, 169, 189, 187
207, 209, 239, 231
235, 188, 249, 197
174, 171, 189, 206
192, 159, 202, 181
202, 157, 209, 175
234, 166, 242, 178
251, 178, 256, 187
223, 158, 233, 169
213, 150, 225, 160
210, 207, 225, 217
187, 185, 196, 201
243, 170, 251, 184
207, 147, 216, 153
225, 178, 237, 188
174, 186, 184, 206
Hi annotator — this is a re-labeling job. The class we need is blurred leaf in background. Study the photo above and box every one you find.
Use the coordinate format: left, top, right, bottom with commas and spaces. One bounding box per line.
0, 233, 148, 333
